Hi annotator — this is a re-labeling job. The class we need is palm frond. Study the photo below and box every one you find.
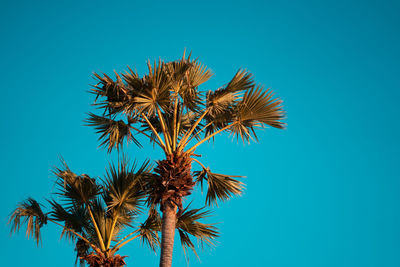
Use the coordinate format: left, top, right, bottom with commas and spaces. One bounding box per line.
103, 157, 151, 214
164, 57, 192, 92
176, 206, 219, 256
134, 60, 171, 115
138, 209, 162, 251
177, 229, 197, 260
91, 72, 131, 114
184, 58, 213, 89
231, 86, 285, 142
53, 161, 102, 207
9, 198, 48, 246
122, 66, 144, 95
48, 200, 89, 241
206, 69, 254, 116
85, 113, 141, 152
179, 59, 211, 111
203, 108, 234, 138
194, 168, 244, 206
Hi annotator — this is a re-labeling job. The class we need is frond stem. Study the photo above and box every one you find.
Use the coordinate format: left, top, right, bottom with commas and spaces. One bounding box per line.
192, 158, 207, 170
186, 123, 236, 154
106, 214, 119, 249
86, 204, 106, 251
172, 93, 179, 151
112, 229, 139, 249
156, 107, 172, 154
140, 113, 167, 152
182, 121, 213, 148
128, 125, 161, 146
111, 233, 141, 253
48, 219, 102, 254
177, 108, 209, 152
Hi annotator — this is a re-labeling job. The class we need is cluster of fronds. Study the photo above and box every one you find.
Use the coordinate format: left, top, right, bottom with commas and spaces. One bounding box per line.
9, 159, 159, 266
9, 157, 220, 265
10, 51, 285, 265
86, 51, 285, 154
85, 51, 285, 259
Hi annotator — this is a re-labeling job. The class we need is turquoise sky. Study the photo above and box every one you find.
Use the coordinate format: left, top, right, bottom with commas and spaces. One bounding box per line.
1, 0, 400, 266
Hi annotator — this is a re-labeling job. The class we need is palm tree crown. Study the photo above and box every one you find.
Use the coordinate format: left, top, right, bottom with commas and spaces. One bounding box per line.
9, 159, 161, 266
86, 51, 285, 265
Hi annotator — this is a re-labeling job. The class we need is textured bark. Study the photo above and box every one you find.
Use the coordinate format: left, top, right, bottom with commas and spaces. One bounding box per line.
159, 203, 177, 267
82, 253, 126, 267
153, 152, 194, 213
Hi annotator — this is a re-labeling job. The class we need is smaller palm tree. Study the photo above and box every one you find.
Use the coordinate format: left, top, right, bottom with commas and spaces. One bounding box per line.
9, 158, 161, 267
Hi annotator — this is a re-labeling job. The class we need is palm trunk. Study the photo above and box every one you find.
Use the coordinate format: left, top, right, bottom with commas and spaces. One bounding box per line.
159, 203, 177, 267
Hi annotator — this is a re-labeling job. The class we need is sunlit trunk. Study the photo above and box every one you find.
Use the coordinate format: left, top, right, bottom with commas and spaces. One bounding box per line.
159, 203, 177, 267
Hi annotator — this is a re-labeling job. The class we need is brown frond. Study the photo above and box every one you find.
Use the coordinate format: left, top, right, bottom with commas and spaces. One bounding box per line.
82, 253, 127, 267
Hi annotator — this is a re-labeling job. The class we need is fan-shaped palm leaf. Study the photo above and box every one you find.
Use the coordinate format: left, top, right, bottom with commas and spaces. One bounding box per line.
85, 113, 141, 152
194, 168, 244, 206
231, 86, 285, 142
91, 72, 130, 114
53, 162, 101, 207
176, 205, 219, 257
206, 69, 254, 117
48, 200, 90, 241
138, 209, 162, 251
9, 198, 48, 246
103, 157, 151, 213
134, 60, 171, 115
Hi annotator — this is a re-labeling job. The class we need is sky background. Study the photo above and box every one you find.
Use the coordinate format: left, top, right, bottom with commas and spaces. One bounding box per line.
1, 0, 400, 266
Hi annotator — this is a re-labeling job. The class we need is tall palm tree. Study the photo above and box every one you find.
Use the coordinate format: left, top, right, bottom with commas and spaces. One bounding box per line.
86, 51, 285, 267
9, 159, 162, 267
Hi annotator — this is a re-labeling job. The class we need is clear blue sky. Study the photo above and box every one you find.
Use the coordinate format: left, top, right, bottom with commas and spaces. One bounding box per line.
1, 0, 399, 266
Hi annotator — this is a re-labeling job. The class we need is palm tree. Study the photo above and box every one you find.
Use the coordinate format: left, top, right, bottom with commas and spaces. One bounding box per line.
86, 51, 285, 267
9, 158, 162, 267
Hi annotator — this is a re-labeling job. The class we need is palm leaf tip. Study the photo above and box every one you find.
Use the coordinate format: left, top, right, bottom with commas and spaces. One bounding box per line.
231, 86, 285, 142
194, 169, 245, 206
225, 69, 255, 93
9, 198, 48, 246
